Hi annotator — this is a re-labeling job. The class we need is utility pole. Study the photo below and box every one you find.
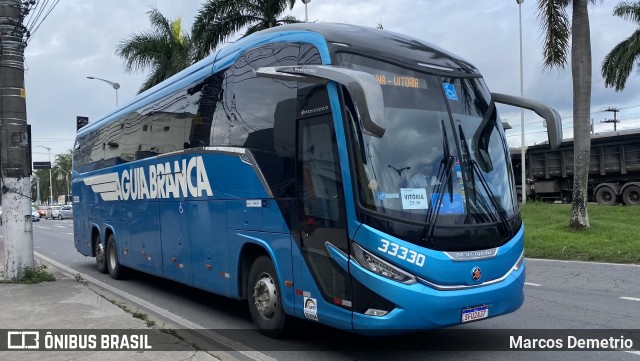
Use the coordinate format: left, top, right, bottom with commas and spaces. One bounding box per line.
601, 107, 620, 132
0, 0, 33, 280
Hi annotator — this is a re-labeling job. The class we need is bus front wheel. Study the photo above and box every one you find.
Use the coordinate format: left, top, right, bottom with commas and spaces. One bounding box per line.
106, 234, 125, 280
247, 256, 288, 338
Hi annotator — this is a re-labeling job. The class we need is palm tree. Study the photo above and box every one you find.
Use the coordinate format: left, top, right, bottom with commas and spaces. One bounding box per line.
601, 1, 640, 91
53, 151, 73, 200
536, 0, 594, 230
192, 0, 300, 60
116, 8, 195, 93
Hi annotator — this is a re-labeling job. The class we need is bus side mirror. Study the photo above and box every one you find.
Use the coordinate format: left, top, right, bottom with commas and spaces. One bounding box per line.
491, 92, 562, 150
256, 65, 386, 137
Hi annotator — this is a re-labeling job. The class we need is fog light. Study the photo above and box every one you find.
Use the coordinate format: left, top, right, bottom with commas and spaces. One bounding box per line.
364, 308, 389, 317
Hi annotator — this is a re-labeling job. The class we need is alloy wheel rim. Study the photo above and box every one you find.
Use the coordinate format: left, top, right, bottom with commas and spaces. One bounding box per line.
252, 272, 277, 320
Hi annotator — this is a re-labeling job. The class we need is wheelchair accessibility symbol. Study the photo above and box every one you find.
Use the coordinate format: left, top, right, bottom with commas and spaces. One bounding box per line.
442, 83, 458, 101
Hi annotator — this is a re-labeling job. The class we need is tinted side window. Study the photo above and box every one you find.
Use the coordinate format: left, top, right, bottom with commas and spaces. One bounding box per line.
73, 111, 150, 172
103, 112, 151, 164
188, 73, 224, 148
136, 87, 189, 156
210, 68, 234, 147
74, 74, 225, 173
73, 129, 100, 171
210, 43, 301, 198
227, 42, 299, 151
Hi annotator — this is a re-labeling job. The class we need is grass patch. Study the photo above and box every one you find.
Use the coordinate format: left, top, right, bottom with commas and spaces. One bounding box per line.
521, 202, 640, 264
21, 265, 56, 284
105, 298, 156, 327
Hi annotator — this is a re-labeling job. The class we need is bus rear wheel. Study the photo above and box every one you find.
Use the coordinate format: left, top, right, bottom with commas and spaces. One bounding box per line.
106, 234, 125, 280
94, 234, 108, 274
247, 256, 288, 338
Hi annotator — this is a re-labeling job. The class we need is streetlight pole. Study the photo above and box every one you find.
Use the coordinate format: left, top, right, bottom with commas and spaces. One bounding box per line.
517, 0, 526, 204
302, 0, 311, 22
35, 145, 53, 205
86, 76, 120, 106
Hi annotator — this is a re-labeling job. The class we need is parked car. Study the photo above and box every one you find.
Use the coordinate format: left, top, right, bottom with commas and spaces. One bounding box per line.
37, 206, 48, 218
46, 206, 62, 219
31, 207, 40, 222
58, 205, 73, 220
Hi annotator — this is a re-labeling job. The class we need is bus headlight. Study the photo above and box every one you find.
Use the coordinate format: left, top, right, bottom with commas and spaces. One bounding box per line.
351, 242, 417, 285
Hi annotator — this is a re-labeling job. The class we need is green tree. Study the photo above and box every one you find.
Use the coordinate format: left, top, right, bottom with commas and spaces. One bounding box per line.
601, 1, 640, 91
192, 0, 300, 60
536, 0, 595, 230
116, 8, 195, 93
31, 169, 50, 205
53, 150, 72, 200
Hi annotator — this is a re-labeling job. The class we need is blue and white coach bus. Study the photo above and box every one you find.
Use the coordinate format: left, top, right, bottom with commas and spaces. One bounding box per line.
73, 23, 561, 336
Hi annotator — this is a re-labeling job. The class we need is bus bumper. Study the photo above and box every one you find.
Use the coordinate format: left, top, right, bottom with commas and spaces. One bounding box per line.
350, 259, 525, 334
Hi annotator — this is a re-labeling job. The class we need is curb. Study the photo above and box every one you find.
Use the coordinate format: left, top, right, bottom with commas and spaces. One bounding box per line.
34, 252, 276, 361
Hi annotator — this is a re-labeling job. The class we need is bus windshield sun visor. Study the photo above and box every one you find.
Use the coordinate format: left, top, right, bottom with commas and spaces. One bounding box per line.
490, 93, 562, 149
256, 65, 386, 137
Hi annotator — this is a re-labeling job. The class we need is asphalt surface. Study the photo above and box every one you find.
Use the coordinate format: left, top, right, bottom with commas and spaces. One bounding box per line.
3, 217, 639, 360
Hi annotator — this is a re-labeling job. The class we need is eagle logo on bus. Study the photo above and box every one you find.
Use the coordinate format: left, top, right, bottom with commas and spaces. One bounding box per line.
83, 156, 213, 201
471, 266, 482, 282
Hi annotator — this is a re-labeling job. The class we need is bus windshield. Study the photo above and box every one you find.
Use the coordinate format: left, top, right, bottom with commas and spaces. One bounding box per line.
336, 53, 518, 233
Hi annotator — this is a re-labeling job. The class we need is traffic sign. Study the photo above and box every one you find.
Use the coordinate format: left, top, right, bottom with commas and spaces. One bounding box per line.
33, 161, 51, 170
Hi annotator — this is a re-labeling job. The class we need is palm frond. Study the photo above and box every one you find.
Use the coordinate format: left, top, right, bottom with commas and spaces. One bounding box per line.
116, 33, 171, 73
245, 22, 269, 36
193, 0, 246, 56
147, 7, 175, 42
277, 15, 301, 24
601, 28, 640, 91
116, 7, 195, 93
613, 1, 640, 25
193, 0, 299, 59
536, 0, 572, 69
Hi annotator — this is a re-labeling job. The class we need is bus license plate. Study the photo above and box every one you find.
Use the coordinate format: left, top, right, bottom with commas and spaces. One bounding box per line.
461, 305, 489, 323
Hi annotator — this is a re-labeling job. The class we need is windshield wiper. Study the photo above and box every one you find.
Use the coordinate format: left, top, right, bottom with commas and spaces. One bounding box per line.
422, 121, 454, 244
458, 125, 512, 235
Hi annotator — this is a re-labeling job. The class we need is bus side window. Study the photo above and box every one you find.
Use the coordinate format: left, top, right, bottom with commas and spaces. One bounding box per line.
224, 42, 300, 198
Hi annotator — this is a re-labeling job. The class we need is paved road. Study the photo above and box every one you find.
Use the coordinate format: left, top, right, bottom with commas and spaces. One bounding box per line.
4, 218, 639, 360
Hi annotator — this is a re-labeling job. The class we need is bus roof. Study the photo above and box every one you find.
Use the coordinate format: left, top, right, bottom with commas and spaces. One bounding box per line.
255, 23, 478, 74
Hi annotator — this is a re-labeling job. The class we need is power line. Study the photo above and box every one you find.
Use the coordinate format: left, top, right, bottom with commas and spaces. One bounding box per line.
22, 0, 59, 46
28, 0, 59, 42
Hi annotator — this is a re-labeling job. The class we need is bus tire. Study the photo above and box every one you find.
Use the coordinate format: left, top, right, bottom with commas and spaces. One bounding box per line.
106, 234, 125, 280
247, 256, 288, 338
595, 186, 617, 205
94, 233, 108, 274
622, 185, 640, 206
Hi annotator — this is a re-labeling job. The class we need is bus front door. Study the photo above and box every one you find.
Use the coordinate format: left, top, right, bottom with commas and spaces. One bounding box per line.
295, 112, 353, 329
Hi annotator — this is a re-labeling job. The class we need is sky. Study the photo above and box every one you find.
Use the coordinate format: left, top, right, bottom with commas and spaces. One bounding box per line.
24, 0, 640, 163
